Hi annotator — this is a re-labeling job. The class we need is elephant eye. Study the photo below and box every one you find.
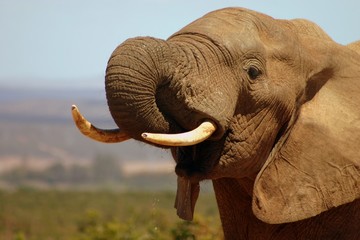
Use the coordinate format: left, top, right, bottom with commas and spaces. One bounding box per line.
247, 66, 261, 80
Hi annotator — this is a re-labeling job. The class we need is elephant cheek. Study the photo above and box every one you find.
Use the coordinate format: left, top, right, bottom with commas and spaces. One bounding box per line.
211, 118, 281, 179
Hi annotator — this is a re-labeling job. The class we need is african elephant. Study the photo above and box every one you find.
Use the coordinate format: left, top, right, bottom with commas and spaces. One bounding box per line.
72, 7, 360, 240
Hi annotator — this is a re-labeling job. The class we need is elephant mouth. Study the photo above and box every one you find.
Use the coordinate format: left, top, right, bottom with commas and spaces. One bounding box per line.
173, 135, 226, 182
139, 118, 225, 181
175, 145, 211, 180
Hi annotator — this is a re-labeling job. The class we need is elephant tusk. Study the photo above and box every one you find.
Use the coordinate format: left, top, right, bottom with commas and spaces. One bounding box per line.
71, 105, 131, 143
141, 120, 216, 146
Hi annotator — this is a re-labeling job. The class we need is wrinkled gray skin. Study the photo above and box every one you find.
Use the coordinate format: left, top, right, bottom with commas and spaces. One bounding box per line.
104, 8, 360, 239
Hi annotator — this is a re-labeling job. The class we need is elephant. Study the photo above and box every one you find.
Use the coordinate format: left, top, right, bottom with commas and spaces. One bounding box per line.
72, 7, 360, 240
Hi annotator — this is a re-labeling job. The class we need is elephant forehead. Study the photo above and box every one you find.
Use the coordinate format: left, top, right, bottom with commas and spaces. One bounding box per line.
171, 7, 298, 59
171, 8, 270, 51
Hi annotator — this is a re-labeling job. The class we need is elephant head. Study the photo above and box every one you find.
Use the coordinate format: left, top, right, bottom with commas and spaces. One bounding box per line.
72, 7, 360, 229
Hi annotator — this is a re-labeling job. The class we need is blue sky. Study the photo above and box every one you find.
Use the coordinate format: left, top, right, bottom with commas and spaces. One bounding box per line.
1, 0, 359, 89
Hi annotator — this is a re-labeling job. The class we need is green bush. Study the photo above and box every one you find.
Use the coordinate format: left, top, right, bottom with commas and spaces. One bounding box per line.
75, 210, 222, 240
171, 221, 196, 240
0, 189, 222, 240
76, 210, 140, 240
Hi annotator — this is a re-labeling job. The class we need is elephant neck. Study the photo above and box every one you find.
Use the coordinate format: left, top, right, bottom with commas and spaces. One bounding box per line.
212, 177, 276, 239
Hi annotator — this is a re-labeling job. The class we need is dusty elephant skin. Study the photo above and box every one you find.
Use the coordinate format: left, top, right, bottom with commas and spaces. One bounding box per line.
73, 8, 360, 240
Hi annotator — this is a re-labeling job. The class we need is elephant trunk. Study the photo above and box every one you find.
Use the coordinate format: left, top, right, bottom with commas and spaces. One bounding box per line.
72, 36, 219, 145
105, 37, 177, 141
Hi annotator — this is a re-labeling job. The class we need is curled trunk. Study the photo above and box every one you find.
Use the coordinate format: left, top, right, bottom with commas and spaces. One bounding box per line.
105, 37, 178, 141
76, 36, 226, 146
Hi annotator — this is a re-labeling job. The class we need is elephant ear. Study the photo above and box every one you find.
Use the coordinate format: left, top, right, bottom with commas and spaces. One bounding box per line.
252, 42, 360, 223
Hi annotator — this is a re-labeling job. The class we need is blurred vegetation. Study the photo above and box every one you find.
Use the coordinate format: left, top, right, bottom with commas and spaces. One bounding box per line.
0, 188, 223, 240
